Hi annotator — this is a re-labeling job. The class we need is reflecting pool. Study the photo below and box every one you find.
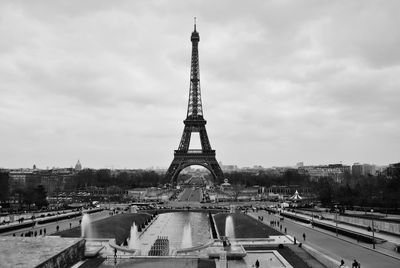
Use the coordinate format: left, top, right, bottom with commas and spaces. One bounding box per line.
139, 212, 211, 255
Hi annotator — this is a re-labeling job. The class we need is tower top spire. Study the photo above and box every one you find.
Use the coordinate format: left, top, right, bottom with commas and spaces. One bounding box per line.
188, 19, 202, 118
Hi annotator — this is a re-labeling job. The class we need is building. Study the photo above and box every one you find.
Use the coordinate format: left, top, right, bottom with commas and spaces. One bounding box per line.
352, 163, 376, 177
0, 171, 10, 202
127, 188, 148, 200
75, 160, 82, 171
267, 185, 311, 198
219, 162, 239, 173
386, 162, 400, 178
298, 164, 350, 183
8, 168, 76, 195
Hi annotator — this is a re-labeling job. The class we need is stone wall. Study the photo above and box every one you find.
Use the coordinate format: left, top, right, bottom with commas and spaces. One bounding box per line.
337, 215, 400, 235
36, 239, 85, 268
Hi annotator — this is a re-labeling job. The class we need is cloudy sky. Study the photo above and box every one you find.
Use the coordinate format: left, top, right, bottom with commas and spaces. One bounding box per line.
1, 0, 399, 169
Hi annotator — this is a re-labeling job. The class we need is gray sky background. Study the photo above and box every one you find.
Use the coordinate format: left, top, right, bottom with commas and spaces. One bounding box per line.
1, 0, 399, 169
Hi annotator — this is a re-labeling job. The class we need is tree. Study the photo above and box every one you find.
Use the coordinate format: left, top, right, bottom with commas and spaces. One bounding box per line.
317, 178, 334, 206
34, 185, 48, 208
231, 184, 245, 201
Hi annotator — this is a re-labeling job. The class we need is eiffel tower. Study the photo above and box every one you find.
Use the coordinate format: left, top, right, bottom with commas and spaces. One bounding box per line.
165, 21, 224, 184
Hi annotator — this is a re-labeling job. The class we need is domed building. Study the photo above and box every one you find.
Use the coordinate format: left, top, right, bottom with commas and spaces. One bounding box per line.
75, 160, 82, 171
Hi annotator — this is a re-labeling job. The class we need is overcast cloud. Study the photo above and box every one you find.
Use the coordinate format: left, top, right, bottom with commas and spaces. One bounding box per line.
1, 0, 399, 169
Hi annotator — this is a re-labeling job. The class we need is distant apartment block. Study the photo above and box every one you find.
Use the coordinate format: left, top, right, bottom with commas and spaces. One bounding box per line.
8, 168, 76, 194
351, 163, 376, 177
386, 162, 400, 178
219, 162, 239, 173
298, 164, 350, 183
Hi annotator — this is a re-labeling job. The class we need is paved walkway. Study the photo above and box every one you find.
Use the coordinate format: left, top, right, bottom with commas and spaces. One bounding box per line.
292, 209, 400, 243
251, 210, 400, 268
283, 210, 400, 253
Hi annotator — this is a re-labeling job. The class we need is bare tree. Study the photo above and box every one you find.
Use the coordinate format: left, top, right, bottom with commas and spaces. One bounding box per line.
231, 184, 245, 201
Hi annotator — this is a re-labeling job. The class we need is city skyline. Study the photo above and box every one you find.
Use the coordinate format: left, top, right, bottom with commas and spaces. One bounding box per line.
1, 1, 400, 169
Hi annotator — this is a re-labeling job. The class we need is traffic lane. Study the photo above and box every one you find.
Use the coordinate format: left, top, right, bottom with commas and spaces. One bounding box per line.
188, 188, 201, 202
179, 188, 192, 201
256, 211, 400, 268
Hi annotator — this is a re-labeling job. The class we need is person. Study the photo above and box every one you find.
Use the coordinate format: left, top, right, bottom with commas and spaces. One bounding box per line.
56, 225, 59, 232
114, 247, 117, 258
303, 233, 306, 241
294, 236, 297, 244
70, 222, 72, 229
352, 259, 359, 268
255, 259, 260, 268
44, 228, 46, 235
284, 227, 287, 234
339, 259, 345, 267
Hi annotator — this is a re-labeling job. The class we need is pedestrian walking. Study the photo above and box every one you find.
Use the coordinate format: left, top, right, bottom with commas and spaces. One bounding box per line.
44, 228, 46, 235
352, 259, 359, 268
284, 227, 287, 234
339, 259, 345, 267
56, 225, 59, 232
255, 259, 260, 268
70, 222, 72, 229
280, 225, 282, 231
294, 237, 297, 244
114, 247, 117, 258
303, 233, 306, 241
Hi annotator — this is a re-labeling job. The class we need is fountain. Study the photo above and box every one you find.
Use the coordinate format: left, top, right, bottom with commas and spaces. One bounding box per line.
128, 223, 140, 250
181, 223, 192, 248
225, 215, 235, 238
81, 213, 92, 238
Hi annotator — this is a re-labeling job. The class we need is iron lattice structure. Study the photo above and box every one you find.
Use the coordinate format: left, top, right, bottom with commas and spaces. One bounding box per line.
165, 22, 224, 184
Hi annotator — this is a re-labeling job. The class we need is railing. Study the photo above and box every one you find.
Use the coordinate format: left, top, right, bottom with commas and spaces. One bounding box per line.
174, 150, 215, 155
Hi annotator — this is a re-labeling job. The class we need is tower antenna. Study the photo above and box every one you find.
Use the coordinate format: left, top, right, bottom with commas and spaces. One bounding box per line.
194, 17, 196, 31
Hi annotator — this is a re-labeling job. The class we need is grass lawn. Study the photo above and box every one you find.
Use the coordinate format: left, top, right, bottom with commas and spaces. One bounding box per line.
55, 213, 152, 245
277, 246, 312, 268
214, 212, 282, 238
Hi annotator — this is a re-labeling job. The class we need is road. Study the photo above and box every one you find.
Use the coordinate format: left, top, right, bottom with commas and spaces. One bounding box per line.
254, 210, 400, 268
179, 188, 202, 202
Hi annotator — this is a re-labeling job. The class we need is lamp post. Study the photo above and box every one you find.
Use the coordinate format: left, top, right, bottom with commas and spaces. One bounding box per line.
371, 209, 375, 249
311, 211, 314, 228
335, 205, 338, 237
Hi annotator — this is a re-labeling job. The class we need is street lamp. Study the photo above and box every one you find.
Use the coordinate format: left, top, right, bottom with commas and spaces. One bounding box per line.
371, 209, 375, 249
335, 205, 338, 237
311, 211, 314, 228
